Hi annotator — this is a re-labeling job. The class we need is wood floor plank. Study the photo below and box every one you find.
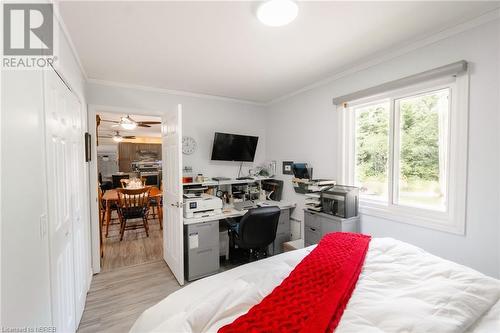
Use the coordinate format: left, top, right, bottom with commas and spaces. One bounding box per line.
101, 212, 163, 272
77, 260, 182, 333
78, 214, 181, 332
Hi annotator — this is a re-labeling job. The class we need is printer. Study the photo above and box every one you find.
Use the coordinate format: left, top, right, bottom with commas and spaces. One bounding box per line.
183, 194, 223, 219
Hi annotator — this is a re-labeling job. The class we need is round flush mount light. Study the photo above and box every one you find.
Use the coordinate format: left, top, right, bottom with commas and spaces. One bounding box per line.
257, 0, 298, 27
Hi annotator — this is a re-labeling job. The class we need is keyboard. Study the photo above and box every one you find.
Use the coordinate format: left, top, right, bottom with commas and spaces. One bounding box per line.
233, 201, 257, 211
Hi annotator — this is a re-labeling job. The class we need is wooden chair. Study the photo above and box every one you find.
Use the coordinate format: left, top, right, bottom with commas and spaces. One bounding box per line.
98, 186, 118, 229
98, 186, 104, 258
120, 178, 130, 188
116, 187, 151, 241
154, 183, 164, 229
149, 191, 163, 229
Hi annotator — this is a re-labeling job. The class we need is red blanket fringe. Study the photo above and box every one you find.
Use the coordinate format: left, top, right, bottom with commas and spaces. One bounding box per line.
218, 232, 371, 333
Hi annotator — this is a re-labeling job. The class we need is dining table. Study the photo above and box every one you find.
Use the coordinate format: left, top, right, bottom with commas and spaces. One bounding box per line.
103, 186, 163, 237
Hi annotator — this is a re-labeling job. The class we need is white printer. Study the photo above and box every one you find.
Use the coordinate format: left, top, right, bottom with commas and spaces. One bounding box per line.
183, 194, 223, 219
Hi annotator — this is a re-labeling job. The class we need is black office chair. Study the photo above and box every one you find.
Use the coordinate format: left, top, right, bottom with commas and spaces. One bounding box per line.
227, 206, 281, 262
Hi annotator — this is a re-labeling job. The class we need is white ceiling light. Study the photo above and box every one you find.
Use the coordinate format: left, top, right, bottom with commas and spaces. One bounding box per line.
257, 0, 298, 27
120, 115, 137, 130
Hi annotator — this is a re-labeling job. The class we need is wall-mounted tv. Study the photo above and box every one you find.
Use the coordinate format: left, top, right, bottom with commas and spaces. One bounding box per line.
211, 132, 258, 162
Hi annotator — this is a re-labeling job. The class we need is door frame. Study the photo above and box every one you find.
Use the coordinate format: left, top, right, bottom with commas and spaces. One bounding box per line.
88, 104, 174, 273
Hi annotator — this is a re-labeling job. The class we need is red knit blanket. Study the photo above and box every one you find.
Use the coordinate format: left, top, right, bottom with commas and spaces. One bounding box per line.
218, 232, 371, 333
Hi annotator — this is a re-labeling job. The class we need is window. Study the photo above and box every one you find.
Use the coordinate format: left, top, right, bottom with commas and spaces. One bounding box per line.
354, 101, 390, 202
339, 76, 468, 234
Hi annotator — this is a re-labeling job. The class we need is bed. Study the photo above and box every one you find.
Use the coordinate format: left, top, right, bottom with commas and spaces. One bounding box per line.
130, 238, 500, 333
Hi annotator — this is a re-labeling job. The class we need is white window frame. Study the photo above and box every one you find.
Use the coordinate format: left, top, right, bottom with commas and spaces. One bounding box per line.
338, 74, 469, 235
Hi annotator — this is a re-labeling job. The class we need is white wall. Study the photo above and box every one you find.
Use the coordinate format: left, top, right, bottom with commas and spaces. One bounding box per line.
1, 12, 88, 328
86, 83, 268, 178
266, 19, 500, 277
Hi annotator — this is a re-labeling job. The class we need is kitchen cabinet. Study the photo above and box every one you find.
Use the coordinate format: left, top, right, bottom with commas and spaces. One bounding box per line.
118, 143, 161, 172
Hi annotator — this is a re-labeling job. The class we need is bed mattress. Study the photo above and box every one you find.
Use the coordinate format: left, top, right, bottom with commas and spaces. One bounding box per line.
130, 238, 500, 333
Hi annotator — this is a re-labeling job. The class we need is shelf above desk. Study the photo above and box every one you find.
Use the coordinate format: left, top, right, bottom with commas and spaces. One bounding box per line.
182, 177, 272, 187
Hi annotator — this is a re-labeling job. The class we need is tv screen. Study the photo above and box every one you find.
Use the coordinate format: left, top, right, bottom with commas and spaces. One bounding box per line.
211, 132, 258, 162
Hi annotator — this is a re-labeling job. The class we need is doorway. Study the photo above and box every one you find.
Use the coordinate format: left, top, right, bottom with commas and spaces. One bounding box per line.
95, 110, 163, 271
88, 104, 185, 285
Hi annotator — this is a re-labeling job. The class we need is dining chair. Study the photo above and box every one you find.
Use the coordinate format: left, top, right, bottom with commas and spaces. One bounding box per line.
112, 174, 129, 188
116, 187, 151, 241
98, 186, 104, 258
120, 178, 130, 188
149, 188, 163, 229
99, 185, 119, 232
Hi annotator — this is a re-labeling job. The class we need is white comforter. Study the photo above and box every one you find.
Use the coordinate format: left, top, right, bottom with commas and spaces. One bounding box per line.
130, 238, 500, 333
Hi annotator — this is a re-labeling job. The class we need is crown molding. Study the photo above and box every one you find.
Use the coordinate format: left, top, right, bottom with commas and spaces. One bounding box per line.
267, 7, 500, 106
52, 0, 88, 81
87, 78, 266, 107
53, 2, 499, 107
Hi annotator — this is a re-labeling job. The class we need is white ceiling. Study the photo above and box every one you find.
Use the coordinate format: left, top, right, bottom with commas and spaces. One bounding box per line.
97, 112, 161, 141
59, 1, 500, 103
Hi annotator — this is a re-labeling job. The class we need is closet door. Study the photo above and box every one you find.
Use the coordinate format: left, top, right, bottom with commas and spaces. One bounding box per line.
45, 69, 76, 332
44, 69, 88, 332
67, 93, 88, 325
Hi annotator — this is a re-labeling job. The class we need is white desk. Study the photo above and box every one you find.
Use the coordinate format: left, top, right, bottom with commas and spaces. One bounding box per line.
183, 200, 296, 225
183, 200, 296, 281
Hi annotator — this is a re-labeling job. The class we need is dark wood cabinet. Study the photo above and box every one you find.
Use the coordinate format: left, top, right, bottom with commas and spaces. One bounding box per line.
118, 143, 161, 172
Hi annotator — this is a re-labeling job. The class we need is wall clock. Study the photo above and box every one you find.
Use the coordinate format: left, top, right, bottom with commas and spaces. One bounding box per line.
182, 136, 197, 155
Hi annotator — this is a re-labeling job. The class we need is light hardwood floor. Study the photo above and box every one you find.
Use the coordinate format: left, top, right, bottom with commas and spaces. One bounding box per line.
77, 260, 182, 333
101, 212, 163, 272
77, 212, 180, 332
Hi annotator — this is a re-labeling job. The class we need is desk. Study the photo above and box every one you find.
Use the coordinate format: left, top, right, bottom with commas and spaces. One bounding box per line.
102, 187, 163, 237
183, 200, 295, 225
183, 200, 295, 281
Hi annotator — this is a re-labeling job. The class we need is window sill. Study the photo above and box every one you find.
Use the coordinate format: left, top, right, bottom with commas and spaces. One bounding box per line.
359, 201, 465, 235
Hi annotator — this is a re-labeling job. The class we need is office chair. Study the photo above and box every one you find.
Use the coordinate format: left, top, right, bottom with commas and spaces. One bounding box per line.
227, 206, 280, 262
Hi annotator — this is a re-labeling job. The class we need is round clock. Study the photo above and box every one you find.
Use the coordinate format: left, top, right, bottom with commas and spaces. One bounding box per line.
182, 136, 197, 155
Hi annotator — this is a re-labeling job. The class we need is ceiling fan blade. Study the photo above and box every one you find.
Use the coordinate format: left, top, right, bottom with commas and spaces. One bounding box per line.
139, 121, 161, 125
123, 136, 136, 139
101, 119, 119, 123
98, 135, 112, 138
137, 123, 151, 128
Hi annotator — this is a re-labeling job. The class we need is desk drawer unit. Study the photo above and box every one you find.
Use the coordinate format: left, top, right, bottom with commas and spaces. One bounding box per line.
304, 210, 360, 246
304, 210, 320, 229
184, 220, 220, 281
304, 225, 321, 247
276, 209, 290, 234
269, 209, 291, 255
186, 220, 219, 248
186, 247, 219, 281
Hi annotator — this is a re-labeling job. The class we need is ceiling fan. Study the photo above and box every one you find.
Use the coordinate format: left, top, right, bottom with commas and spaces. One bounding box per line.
98, 131, 136, 142
100, 114, 161, 129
